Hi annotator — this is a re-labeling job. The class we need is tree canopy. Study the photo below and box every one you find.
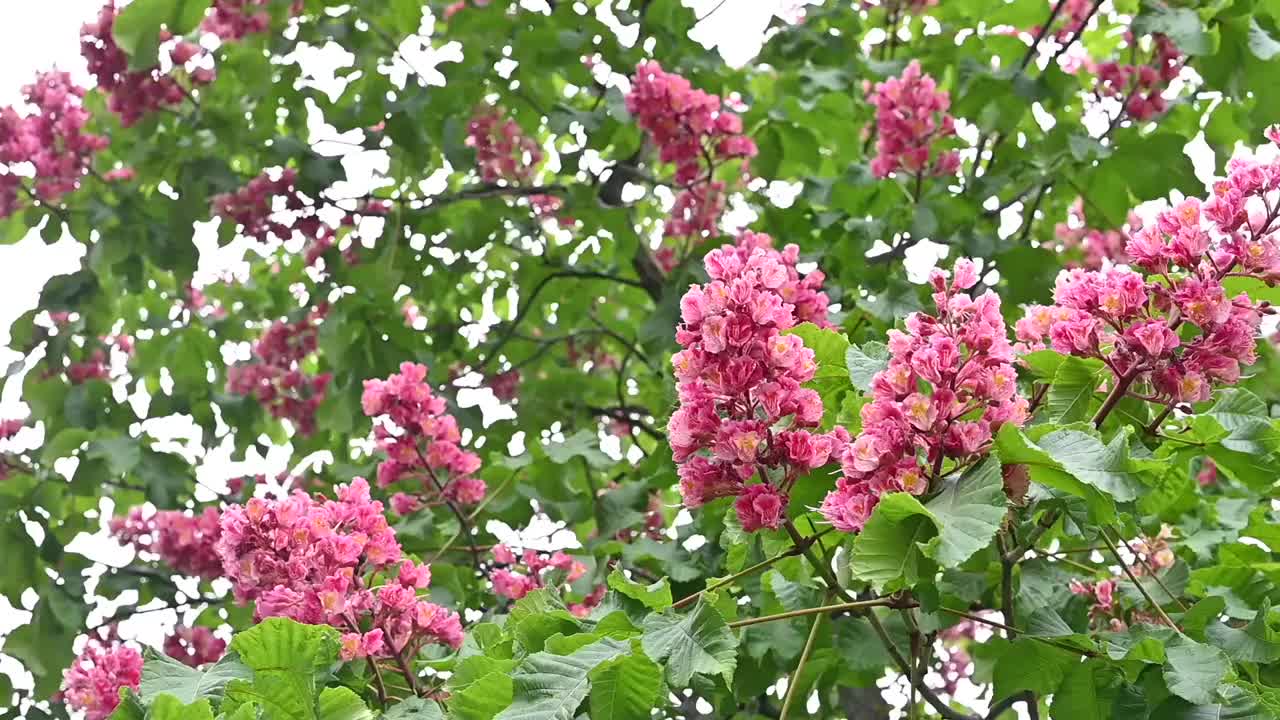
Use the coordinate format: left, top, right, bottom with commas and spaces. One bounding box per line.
6, 0, 1280, 718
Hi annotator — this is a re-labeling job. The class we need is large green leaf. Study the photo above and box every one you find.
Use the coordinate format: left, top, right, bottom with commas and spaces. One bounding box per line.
316, 687, 374, 720
922, 455, 1008, 568
222, 618, 341, 720
587, 651, 663, 720
1164, 637, 1232, 706
1207, 389, 1280, 456
994, 424, 1141, 522
138, 650, 252, 706
849, 492, 936, 590
1206, 602, 1280, 663
1045, 356, 1103, 424
494, 638, 633, 720
607, 569, 672, 611
641, 599, 738, 686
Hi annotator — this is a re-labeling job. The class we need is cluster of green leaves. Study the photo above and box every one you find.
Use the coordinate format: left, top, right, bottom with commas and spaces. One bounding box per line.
108, 618, 416, 720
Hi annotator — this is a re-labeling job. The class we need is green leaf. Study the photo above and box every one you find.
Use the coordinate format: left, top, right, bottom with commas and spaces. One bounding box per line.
845, 341, 889, 393
850, 493, 936, 590
1164, 637, 1231, 706
587, 651, 663, 720
148, 694, 215, 720
1050, 659, 1119, 720
494, 638, 632, 720
1249, 18, 1280, 60
316, 687, 374, 720
641, 599, 738, 686
1207, 389, 1280, 456
1133, 4, 1215, 55
786, 322, 851, 396
382, 697, 445, 719
921, 455, 1008, 568
1206, 601, 1280, 663
1046, 357, 1103, 424
112, 0, 208, 70
994, 424, 1139, 522
448, 669, 514, 720
606, 569, 672, 611
138, 650, 252, 705
993, 639, 1077, 702
224, 618, 341, 720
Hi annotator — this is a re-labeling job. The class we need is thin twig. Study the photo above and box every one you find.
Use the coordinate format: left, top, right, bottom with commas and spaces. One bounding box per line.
1114, 531, 1189, 612
672, 529, 833, 610
1098, 529, 1180, 629
730, 598, 900, 629
780, 599, 827, 720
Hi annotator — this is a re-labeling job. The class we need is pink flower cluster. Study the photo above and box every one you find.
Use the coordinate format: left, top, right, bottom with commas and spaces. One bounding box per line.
162, 625, 226, 668
0, 418, 24, 440
67, 348, 111, 384
821, 259, 1028, 533
226, 307, 332, 436
626, 61, 757, 265
490, 544, 587, 601
1017, 133, 1280, 407
81, 3, 212, 127
866, 60, 959, 180
465, 104, 562, 217
1096, 33, 1182, 122
61, 636, 142, 720
203, 0, 302, 40
1071, 528, 1176, 631
363, 362, 486, 511
1051, 199, 1139, 270
486, 369, 521, 403
216, 477, 463, 659
0, 71, 109, 219
110, 507, 226, 580
668, 232, 844, 532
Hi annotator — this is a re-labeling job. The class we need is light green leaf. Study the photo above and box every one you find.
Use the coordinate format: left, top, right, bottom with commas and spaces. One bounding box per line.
787, 322, 852, 402
449, 669, 514, 720
148, 694, 214, 720
223, 618, 341, 720
850, 493, 936, 590
1046, 356, 1103, 424
138, 650, 252, 706
641, 600, 737, 686
588, 651, 662, 720
317, 687, 374, 720
494, 638, 632, 720
1207, 389, 1280, 456
1164, 637, 1231, 706
922, 455, 1008, 568
606, 569, 672, 611
845, 341, 889, 393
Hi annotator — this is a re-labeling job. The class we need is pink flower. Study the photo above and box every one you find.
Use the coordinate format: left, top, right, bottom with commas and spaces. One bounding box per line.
61, 638, 143, 720
735, 484, 787, 532
492, 569, 535, 600
866, 60, 959, 180
819, 479, 878, 533
162, 626, 225, 668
